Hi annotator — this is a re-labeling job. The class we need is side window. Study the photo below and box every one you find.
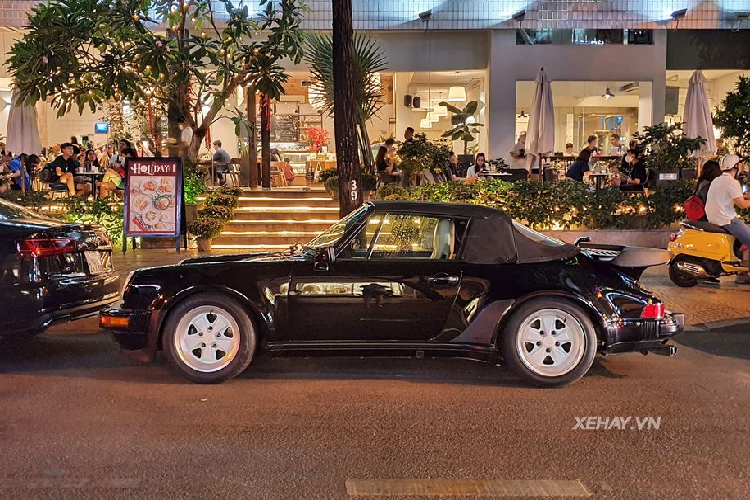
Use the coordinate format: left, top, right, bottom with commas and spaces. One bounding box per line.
342, 213, 457, 260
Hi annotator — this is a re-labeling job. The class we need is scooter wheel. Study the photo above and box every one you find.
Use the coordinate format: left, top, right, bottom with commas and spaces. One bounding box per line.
669, 259, 699, 288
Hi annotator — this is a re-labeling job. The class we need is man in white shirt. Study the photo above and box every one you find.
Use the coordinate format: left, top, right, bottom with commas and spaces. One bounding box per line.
509, 132, 527, 170
609, 133, 626, 156
705, 154, 750, 249
178, 118, 194, 155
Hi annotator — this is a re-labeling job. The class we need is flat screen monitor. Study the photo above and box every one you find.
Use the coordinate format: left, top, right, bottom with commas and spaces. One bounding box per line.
94, 122, 109, 134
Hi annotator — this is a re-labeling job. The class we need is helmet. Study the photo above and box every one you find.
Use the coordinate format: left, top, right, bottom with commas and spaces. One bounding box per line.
721, 154, 742, 171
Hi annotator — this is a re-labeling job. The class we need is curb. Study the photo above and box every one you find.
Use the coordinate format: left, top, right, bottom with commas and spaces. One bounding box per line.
685, 318, 750, 332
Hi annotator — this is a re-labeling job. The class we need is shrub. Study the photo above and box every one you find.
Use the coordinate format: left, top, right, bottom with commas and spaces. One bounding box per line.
324, 176, 338, 192
376, 184, 407, 200
198, 204, 233, 222
383, 179, 694, 230
204, 192, 239, 210
317, 168, 338, 184
188, 216, 223, 239
62, 198, 124, 248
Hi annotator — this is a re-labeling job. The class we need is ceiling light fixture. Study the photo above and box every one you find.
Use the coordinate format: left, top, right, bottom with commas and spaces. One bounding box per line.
419, 117, 432, 129
517, 110, 528, 119
447, 86, 466, 102
603, 87, 615, 100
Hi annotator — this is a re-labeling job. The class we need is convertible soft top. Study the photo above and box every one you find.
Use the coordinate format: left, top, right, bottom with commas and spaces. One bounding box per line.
370, 201, 579, 264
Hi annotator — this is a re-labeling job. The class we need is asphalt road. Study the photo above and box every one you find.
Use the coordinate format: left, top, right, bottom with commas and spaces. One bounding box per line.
1, 315, 748, 500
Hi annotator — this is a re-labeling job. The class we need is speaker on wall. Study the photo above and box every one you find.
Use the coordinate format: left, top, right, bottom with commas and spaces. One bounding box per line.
412, 96, 421, 108
403, 94, 413, 107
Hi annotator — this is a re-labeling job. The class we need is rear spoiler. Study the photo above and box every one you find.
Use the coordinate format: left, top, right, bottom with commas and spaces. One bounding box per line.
577, 241, 670, 279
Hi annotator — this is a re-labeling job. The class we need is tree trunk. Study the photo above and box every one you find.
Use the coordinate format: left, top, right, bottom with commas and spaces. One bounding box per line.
188, 128, 205, 162
332, 0, 363, 217
356, 113, 374, 175
260, 92, 271, 190
247, 86, 258, 189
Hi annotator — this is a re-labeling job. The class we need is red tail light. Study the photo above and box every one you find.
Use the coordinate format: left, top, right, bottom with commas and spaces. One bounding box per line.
641, 303, 665, 320
669, 233, 677, 242
18, 238, 77, 258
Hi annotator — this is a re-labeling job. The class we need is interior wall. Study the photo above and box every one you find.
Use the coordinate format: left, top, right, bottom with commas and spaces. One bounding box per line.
489, 30, 668, 163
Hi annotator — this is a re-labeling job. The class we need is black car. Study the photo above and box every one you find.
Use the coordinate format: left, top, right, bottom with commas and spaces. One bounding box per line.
0, 198, 119, 336
100, 201, 683, 387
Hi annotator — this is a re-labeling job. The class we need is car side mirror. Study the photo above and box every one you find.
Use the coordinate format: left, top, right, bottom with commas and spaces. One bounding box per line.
574, 237, 590, 247
314, 247, 335, 271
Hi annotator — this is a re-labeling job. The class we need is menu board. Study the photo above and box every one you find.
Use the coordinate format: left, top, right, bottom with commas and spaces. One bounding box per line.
123, 157, 182, 238
271, 115, 300, 142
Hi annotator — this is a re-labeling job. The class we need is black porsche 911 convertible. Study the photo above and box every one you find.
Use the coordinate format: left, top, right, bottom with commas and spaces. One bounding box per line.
100, 201, 683, 387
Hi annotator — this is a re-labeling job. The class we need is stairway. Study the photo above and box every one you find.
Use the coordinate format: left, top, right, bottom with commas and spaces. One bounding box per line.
209, 189, 340, 251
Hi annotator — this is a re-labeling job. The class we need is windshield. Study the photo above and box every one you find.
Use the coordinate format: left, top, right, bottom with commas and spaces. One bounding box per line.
0, 198, 47, 221
512, 220, 567, 248
305, 204, 371, 250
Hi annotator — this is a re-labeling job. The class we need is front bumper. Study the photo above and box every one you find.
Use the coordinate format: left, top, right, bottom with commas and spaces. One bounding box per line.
99, 301, 154, 353
604, 312, 684, 355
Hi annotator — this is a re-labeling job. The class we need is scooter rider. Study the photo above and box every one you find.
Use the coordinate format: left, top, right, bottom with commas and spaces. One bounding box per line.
705, 154, 750, 251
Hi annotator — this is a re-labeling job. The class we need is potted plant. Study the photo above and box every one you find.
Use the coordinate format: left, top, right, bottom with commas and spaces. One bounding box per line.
188, 217, 223, 252
397, 133, 434, 187
633, 123, 704, 185
324, 176, 339, 201
439, 100, 485, 164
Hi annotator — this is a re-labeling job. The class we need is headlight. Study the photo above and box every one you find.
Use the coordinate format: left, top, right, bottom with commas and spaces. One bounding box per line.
121, 270, 136, 300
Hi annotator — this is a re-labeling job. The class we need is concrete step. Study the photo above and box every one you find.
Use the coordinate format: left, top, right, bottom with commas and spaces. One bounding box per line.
239, 188, 327, 198
213, 233, 315, 246
210, 243, 295, 251
231, 208, 340, 221
235, 197, 336, 208
224, 220, 333, 232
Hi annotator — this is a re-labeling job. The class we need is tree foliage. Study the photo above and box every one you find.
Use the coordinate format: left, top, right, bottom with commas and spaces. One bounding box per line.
714, 76, 750, 158
439, 100, 484, 154
9, 0, 305, 159
305, 31, 387, 172
633, 123, 704, 171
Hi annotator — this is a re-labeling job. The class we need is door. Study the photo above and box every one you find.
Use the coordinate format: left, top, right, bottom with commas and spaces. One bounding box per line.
287, 213, 462, 343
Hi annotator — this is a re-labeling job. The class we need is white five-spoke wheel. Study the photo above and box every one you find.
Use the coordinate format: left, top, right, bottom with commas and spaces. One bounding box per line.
502, 298, 597, 387
163, 294, 256, 383
174, 305, 241, 373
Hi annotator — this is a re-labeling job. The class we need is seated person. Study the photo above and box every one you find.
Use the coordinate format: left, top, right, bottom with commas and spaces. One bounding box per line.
100, 147, 135, 198
619, 149, 647, 191
44, 142, 88, 196
446, 152, 477, 184
8, 154, 32, 191
564, 143, 575, 156
466, 153, 488, 177
565, 149, 592, 182
375, 145, 401, 185
212, 140, 231, 185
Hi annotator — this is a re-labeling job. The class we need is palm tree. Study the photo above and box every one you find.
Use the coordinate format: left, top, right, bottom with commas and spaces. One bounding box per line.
306, 32, 387, 174
331, 0, 362, 216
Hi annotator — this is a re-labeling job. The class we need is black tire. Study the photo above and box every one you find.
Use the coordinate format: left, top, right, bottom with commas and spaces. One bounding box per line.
669, 258, 699, 288
500, 298, 597, 388
162, 293, 256, 383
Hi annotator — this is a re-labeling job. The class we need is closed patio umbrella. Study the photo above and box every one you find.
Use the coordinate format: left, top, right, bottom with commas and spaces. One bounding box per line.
683, 70, 716, 158
6, 87, 42, 194
525, 68, 555, 174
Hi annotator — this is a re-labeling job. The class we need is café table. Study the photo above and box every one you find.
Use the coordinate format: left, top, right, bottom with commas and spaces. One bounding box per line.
588, 172, 610, 191
75, 171, 105, 200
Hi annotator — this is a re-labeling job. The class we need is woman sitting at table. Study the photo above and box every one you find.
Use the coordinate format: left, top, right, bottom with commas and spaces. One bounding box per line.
83, 149, 101, 172
376, 145, 401, 185
100, 147, 135, 198
565, 149, 592, 182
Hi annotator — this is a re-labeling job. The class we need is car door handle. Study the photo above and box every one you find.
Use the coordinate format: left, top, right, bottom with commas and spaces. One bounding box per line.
427, 274, 459, 284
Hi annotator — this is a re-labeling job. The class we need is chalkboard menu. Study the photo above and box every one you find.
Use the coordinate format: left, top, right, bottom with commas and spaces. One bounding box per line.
271, 115, 300, 142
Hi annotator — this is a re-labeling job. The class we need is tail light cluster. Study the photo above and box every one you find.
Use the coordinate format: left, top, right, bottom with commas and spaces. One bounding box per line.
18, 238, 77, 258
640, 303, 666, 320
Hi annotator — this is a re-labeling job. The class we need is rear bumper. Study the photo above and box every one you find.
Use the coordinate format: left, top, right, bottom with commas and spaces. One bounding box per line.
604, 312, 684, 355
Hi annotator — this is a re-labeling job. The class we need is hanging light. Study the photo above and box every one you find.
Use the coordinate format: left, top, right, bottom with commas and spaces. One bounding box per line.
447, 86, 466, 102
433, 104, 448, 117
427, 111, 440, 123
419, 118, 432, 129
603, 87, 615, 100
517, 109, 528, 118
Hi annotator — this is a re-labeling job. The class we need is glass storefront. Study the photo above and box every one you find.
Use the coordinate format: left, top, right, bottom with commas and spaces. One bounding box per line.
516, 80, 641, 155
